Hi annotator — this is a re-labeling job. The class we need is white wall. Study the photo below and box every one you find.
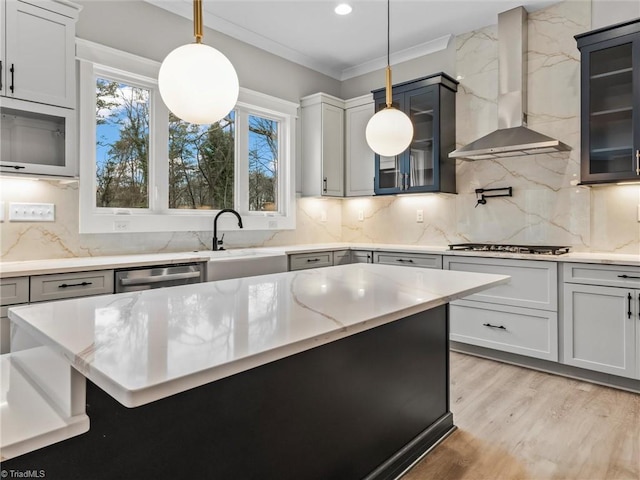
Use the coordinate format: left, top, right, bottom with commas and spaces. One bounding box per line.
591, 0, 640, 29
340, 40, 457, 100
74, 1, 341, 103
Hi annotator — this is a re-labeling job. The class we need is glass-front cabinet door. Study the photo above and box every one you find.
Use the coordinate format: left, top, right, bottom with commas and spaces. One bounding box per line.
406, 87, 436, 192
372, 73, 458, 195
577, 20, 640, 184
374, 94, 404, 194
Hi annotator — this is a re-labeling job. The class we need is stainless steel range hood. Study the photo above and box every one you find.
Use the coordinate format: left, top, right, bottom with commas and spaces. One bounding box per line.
449, 6, 570, 160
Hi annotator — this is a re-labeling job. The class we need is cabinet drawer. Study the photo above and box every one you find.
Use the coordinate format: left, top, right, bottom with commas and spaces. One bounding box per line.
373, 252, 442, 269
289, 252, 333, 271
30, 270, 114, 302
450, 300, 558, 361
444, 256, 557, 311
563, 262, 640, 288
1, 276, 29, 306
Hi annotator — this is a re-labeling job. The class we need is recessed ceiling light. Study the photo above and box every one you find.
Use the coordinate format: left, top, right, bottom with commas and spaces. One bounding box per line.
335, 3, 352, 15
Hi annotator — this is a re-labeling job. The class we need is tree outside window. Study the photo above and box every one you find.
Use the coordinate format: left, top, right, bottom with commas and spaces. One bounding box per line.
95, 78, 149, 209
168, 113, 235, 210
248, 115, 278, 212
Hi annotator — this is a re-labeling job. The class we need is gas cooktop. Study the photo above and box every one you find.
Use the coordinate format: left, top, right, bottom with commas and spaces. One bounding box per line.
448, 243, 570, 255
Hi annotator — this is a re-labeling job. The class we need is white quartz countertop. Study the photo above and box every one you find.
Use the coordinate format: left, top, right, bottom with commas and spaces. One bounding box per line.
9, 264, 508, 407
1, 243, 639, 278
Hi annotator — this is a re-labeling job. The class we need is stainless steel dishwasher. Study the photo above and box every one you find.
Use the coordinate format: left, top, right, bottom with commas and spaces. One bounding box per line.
115, 263, 205, 293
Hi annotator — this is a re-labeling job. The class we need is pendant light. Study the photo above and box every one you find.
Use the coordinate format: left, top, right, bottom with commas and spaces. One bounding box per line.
158, 0, 239, 125
365, 0, 413, 157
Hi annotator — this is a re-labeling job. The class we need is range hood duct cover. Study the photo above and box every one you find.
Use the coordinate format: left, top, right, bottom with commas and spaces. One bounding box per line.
449, 6, 571, 160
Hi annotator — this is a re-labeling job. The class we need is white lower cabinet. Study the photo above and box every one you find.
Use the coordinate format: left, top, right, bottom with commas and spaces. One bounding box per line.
350, 250, 373, 264
445, 256, 558, 361
450, 300, 558, 361
562, 263, 639, 379
374, 251, 442, 269
0, 276, 29, 354
289, 252, 335, 271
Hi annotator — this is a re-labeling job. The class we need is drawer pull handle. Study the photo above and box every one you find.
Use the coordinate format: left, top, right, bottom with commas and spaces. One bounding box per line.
306, 258, 320, 263
59, 281, 93, 289
618, 274, 640, 280
0, 164, 26, 170
396, 258, 414, 263
628, 292, 632, 319
483, 323, 506, 330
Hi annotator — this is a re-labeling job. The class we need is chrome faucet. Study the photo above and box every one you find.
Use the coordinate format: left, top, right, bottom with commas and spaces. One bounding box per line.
213, 209, 243, 251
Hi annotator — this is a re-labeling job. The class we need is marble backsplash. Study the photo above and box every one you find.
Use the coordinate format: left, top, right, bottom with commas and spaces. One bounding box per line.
1, 0, 639, 262
345, 0, 640, 255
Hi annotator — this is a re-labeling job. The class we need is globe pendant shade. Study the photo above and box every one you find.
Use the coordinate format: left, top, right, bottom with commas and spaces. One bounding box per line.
158, 43, 239, 125
365, 107, 413, 157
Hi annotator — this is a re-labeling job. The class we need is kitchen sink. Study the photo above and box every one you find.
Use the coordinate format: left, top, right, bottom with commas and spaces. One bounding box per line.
195, 248, 288, 282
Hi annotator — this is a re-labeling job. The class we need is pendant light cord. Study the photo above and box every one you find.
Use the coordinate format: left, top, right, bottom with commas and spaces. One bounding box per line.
384, 0, 392, 108
387, 0, 390, 67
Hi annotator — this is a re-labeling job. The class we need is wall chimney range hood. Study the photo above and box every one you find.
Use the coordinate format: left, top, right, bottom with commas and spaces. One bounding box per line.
449, 7, 571, 161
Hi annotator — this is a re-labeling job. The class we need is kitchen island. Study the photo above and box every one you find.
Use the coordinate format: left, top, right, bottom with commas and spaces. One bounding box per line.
3, 264, 508, 479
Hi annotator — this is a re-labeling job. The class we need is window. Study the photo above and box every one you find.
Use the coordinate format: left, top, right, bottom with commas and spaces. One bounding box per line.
77, 40, 297, 234
168, 112, 235, 211
95, 78, 150, 209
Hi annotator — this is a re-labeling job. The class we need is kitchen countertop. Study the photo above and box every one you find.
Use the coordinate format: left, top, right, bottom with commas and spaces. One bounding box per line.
8, 264, 508, 407
1, 243, 639, 278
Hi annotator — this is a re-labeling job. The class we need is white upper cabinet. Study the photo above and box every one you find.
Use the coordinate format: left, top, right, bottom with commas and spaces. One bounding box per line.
344, 95, 374, 197
301, 93, 345, 197
1, 0, 80, 109
301, 92, 375, 198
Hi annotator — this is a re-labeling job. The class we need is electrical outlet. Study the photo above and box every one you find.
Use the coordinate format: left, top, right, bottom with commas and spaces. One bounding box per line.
114, 220, 130, 232
9, 202, 55, 222
357, 210, 364, 222
416, 209, 424, 223
0, 201, 4, 222
637, 204, 640, 222
320, 210, 327, 222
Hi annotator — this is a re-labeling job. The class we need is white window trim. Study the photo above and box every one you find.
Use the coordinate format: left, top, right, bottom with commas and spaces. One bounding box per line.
77, 39, 297, 234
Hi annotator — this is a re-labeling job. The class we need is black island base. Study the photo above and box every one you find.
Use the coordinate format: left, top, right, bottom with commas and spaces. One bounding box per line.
3, 305, 453, 480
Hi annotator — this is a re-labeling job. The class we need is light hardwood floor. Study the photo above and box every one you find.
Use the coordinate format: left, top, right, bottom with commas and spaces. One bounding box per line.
403, 352, 640, 480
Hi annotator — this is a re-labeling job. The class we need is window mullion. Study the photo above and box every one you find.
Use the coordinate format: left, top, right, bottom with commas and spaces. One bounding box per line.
236, 109, 249, 214
153, 89, 170, 212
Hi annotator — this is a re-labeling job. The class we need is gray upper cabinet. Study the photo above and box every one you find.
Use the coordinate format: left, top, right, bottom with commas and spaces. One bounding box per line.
1, 0, 80, 108
301, 93, 345, 197
575, 19, 640, 185
0, 0, 80, 177
345, 95, 375, 197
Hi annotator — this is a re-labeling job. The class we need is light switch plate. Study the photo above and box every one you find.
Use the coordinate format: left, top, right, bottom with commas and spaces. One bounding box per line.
9, 202, 55, 222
